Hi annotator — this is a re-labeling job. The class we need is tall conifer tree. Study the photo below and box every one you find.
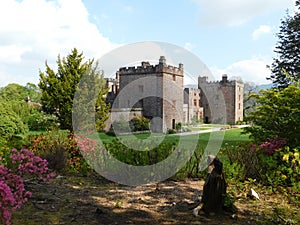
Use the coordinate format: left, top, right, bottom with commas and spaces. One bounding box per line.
269, 0, 300, 87
39, 48, 109, 131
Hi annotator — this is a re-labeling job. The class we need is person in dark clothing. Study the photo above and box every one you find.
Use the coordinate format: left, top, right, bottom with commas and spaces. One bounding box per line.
201, 156, 227, 215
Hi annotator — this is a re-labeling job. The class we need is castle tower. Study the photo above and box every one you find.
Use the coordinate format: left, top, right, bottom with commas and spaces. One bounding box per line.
116, 56, 184, 132
198, 75, 244, 124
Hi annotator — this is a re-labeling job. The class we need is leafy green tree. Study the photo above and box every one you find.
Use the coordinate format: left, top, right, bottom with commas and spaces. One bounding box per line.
39, 48, 109, 131
0, 101, 29, 141
268, 0, 300, 87
0, 83, 40, 102
72, 62, 109, 132
244, 83, 300, 148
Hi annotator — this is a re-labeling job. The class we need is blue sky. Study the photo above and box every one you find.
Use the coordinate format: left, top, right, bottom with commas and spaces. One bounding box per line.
0, 0, 297, 87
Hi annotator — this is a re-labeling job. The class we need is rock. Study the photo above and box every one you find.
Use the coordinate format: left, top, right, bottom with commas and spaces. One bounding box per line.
231, 214, 237, 220
248, 188, 260, 200
193, 207, 199, 217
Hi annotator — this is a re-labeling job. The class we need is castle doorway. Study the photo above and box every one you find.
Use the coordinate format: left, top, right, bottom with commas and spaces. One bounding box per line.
172, 119, 175, 130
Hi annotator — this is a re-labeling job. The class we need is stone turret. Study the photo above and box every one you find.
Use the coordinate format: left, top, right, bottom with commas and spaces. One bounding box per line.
115, 56, 184, 133
198, 75, 244, 124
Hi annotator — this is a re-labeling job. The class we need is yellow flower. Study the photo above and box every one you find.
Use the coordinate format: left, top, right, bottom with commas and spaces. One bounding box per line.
282, 154, 289, 162
292, 159, 296, 164
281, 174, 287, 180
294, 152, 299, 159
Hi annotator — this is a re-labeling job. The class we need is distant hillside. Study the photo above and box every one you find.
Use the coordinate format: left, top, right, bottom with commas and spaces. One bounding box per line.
184, 83, 274, 91
255, 83, 274, 91
184, 84, 198, 89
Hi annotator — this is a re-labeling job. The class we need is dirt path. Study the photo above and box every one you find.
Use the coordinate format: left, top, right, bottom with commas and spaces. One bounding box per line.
11, 174, 298, 225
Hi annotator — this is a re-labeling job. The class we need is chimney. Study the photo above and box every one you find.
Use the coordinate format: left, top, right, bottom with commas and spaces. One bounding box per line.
222, 74, 228, 83
159, 56, 166, 65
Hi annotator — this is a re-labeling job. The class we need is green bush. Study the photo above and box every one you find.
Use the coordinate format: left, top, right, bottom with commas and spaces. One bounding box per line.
223, 140, 300, 192
26, 131, 91, 174
0, 105, 28, 139
24, 111, 59, 131
260, 146, 300, 190
175, 122, 182, 132
111, 120, 130, 133
105, 139, 177, 166
222, 143, 261, 181
167, 129, 176, 134
129, 116, 150, 132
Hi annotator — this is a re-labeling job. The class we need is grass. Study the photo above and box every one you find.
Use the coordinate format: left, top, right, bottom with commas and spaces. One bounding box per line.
97, 127, 250, 146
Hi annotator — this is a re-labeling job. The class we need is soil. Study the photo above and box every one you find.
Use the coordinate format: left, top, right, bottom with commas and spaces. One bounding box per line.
11, 174, 300, 225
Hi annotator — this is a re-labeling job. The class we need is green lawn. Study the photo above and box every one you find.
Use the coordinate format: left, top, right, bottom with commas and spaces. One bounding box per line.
97, 128, 250, 147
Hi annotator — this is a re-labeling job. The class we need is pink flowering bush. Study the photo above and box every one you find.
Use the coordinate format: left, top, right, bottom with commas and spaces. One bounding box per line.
0, 148, 54, 225
27, 131, 93, 174
260, 136, 286, 155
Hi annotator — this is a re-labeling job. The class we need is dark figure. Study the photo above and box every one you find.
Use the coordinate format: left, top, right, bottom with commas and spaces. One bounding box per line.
201, 157, 227, 214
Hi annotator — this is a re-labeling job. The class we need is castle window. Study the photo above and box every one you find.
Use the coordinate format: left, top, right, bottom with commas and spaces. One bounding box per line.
173, 74, 176, 81
238, 103, 241, 110
139, 85, 144, 93
194, 99, 197, 106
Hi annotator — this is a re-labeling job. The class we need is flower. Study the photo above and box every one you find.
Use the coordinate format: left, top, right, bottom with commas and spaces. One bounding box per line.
281, 174, 287, 180
282, 154, 289, 162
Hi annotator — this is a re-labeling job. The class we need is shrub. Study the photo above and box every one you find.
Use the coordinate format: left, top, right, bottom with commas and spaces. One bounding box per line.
0, 148, 54, 225
223, 137, 300, 192
167, 129, 176, 134
27, 131, 91, 174
223, 143, 262, 181
129, 116, 150, 132
0, 108, 28, 139
24, 111, 59, 131
260, 146, 300, 190
111, 120, 130, 133
175, 122, 182, 132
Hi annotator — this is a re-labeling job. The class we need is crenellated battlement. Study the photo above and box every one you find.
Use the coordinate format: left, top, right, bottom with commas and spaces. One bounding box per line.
118, 56, 184, 76
198, 75, 241, 86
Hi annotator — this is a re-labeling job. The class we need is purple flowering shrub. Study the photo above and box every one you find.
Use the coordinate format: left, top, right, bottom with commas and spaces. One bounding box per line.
259, 136, 286, 155
0, 148, 55, 225
224, 136, 300, 191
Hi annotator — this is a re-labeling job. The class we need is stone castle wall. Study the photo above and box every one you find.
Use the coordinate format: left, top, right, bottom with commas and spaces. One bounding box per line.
198, 75, 244, 124
116, 56, 184, 132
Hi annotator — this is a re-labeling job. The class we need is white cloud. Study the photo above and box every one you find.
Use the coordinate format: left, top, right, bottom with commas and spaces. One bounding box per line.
252, 25, 272, 40
210, 56, 272, 84
184, 42, 195, 51
0, 0, 117, 86
192, 0, 294, 26
123, 5, 134, 13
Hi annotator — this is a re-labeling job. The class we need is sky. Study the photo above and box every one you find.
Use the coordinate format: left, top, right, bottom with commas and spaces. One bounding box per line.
0, 0, 297, 87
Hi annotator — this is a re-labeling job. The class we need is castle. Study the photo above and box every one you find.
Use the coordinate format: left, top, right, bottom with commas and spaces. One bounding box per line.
105, 56, 243, 133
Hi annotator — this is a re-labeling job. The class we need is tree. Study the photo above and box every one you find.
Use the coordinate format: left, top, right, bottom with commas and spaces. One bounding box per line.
72, 61, 109, 132
243, 83, 300, 148
268, 0, 300, 87
0, 83, 40, 102
0, 101, 29, 147
243, 82, 258, 117
39, 48, 109, 131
